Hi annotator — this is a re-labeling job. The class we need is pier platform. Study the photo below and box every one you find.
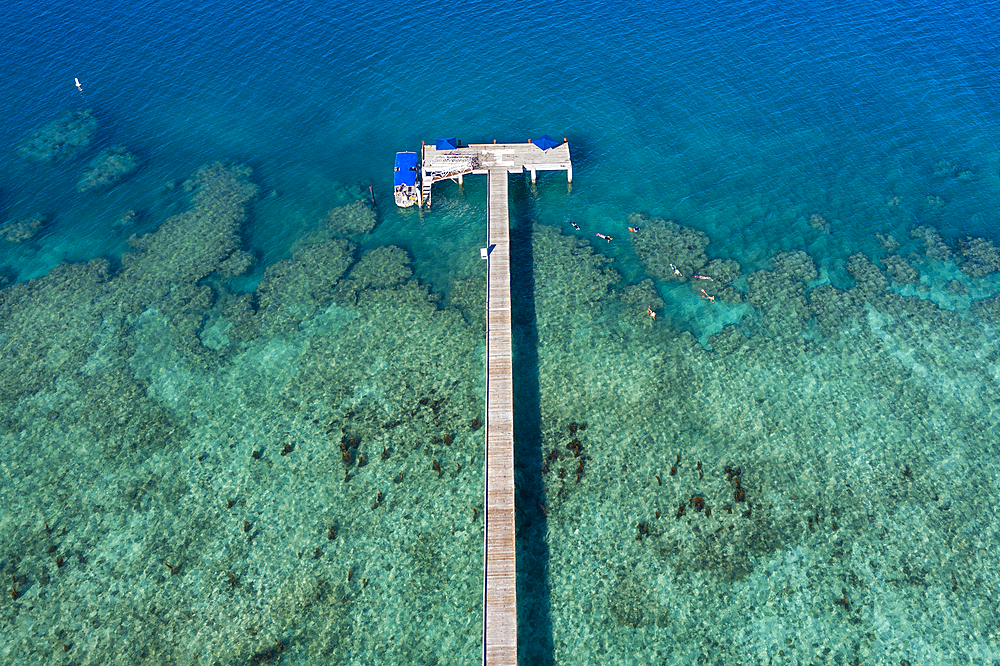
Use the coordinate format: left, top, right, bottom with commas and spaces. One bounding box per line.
421, 138, 571, 207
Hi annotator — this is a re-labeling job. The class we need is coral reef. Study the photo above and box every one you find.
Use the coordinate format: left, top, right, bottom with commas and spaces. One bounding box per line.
699, 258, 743, 303
701, 258, 741, 284
628, 213, 709, 281
337, 245, 413, 295
216, 249, 255, 277
516, 214, 1000, 663
933, 158, 976, 181
946, 279, 967, 295
76, 145, 139, 193
116, 161, 258, 309
746, 250, 817, 338
910, 224, 952, 260
808, 213, 830, 233
957, 236, 1000, 277
16, 109, 98, 162
0, 258, 110, 403
846, 253, 888, 301
772, 250, 818, 283
809, 285, 861, 339
0, 159, 489, 665
0, 214, 45, 243
253, 237, 355, 334
325, 200, 377, 235
882, 255, 918, 284
531, 224, 619, 335
115, 209, 139, 228
877, 233, 899, 251
3, 152, 1000, 666
707, 323, 749, 355
972, 296, 1000, 324
616, 279, 665, 327
447, 273, 487, 329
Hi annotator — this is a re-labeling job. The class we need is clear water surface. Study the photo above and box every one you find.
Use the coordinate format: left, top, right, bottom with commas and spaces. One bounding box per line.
1, 0, 999, 664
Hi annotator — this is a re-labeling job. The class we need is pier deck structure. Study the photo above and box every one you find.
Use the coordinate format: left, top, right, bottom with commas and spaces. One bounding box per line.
425, 138, 570, 666
483, 168, 517, 666
420, 139, 571, 208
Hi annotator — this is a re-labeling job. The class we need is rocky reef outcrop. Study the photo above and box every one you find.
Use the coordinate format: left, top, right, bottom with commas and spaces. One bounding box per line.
628, 213, 709, 281
0, 214, 45, 243
16, 109, 98, 162
76, 145, 139, 193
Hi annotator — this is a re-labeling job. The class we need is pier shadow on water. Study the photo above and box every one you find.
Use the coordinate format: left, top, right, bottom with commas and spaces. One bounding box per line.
509, 177, 554, 666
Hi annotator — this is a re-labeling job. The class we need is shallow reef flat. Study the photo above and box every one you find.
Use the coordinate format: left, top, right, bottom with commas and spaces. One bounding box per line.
1, 160, 999, 664
522, 219, 1000, 666
0, 161, 487, 665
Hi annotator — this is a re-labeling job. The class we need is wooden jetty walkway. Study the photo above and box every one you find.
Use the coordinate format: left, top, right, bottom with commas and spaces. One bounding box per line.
483, 168, 517, 666
421, 136, 571, 666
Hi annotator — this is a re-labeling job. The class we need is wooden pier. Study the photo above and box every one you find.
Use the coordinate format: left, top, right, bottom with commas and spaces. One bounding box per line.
483, 167, 517, 666
418, 137, 570, 666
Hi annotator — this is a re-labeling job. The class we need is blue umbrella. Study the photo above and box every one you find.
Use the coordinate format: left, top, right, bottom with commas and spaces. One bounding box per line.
532, 134, 560, 150
435, 137, 459, 150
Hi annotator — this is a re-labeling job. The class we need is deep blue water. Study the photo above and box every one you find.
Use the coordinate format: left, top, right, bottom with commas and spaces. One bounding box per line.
3, 0, 998, 294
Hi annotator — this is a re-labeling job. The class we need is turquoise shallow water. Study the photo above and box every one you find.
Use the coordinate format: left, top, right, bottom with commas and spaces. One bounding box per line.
2, 0, 1000, 664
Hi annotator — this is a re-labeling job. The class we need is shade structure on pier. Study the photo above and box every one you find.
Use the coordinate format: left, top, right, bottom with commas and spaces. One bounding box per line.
531, 134, 559, 150
436, 137, 459, 150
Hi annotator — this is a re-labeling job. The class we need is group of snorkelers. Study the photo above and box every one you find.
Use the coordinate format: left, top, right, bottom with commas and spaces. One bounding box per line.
570, 219, 639, 243
566, 220, 719, 318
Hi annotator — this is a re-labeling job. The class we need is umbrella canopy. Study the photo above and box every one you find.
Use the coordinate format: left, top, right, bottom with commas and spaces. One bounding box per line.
435, 137, 459, 150
532, 134, 560, 150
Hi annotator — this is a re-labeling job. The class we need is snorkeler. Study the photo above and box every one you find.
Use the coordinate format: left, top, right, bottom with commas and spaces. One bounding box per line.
693, 274, 714, 281
647, 307, 656, 320
628, 226, 641, 233
700, 288, 715, 303
595, 233, 613, 243
571, 221, 581, 230
670, 264, 682, 277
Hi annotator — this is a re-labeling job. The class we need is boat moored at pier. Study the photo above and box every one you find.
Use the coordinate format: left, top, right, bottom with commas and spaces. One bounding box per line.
393, 151, 421, 207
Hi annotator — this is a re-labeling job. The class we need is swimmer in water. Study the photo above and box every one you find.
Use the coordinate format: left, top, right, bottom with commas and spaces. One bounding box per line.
647, 307, 656, 320
700, 288, 715, 303
596, 232, 613, 242
571, 221, 581, 230
74, 77, 83, 92
670, 264, 682, 277
693, 274, 714, 281
628, 226, 641, 233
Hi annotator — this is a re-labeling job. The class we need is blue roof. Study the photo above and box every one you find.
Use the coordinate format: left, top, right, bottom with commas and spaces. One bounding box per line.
532, 134, 560, 150
435, 137, 458, 150
394, 152, 418, 187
